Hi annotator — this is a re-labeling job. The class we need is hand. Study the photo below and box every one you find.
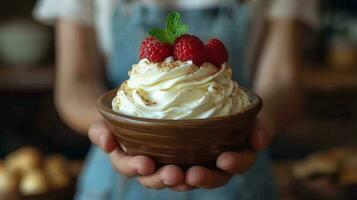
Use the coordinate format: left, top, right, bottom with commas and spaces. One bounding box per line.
88, 118, 273, 191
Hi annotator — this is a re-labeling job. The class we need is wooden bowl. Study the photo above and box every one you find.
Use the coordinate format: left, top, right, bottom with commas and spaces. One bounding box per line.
97, 88, 262, 169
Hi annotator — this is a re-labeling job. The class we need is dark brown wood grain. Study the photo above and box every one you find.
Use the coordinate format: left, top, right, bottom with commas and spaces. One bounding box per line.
97, 88, 262, 169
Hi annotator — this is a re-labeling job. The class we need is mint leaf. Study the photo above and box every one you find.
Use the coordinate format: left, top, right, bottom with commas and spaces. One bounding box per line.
149, 11, 189, 44
166, 12, 189, 44
174, 24, 189, 38
166, 12, 181, 35
149, 29, 169, 43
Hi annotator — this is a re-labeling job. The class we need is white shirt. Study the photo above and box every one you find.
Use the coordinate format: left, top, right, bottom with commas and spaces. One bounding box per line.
33, 0, 319, 56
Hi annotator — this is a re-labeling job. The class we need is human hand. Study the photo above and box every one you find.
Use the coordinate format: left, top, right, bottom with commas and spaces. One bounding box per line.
182, 118, 273, 190
88, 118, 273, 191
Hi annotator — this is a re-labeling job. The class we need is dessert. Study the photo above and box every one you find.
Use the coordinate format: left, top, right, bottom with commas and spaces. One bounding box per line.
19, 169, 49, 195
292, 148, 357, 181
112, 12, 250, 119
98, 12, 262, 168
292, 153, 339, 180
0, 161, 4, 173
0, 168, 18, 197
45, 154, 68, 175
291, 148, 357, 199
45, 155, 71, 189
0, 146, 83, 198
5, 147, 42, 175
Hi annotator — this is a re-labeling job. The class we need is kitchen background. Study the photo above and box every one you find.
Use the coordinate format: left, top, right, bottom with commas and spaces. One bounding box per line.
0, 0, 356, 199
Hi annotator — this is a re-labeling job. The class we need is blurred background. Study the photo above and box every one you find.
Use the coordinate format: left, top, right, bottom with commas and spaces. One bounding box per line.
0, 0, 356, 199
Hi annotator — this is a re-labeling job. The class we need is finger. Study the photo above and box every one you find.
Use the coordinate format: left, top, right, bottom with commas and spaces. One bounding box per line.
171, 184, 196, 192
185, 166, 231, 189
217, 151, 257, 174
88, 121, 118, 153
250, 127, 270, 151
138, 165, 184, 189
110, 150, 155, 177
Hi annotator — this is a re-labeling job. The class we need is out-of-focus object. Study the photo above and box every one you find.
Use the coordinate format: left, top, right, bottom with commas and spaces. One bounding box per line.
340, 156, 357, 186
327, 35, 357, 71
0, 161, 4, 172
292, 147, 352, 179
19, 169, 48, 196
0, 20, 51, 67
292, 147, 357, 200
1, 146, 83, 199
45, 155, 71, 189
349, 20, 357, 42
67, 160, 83, 177
0, 166, 18, 198
47, 170, 70, 190
292, 154, 338, 180
292, 151, 341, 199
45, 154, 67, 175
5, 147, 43, 175
340, 156, 357, 200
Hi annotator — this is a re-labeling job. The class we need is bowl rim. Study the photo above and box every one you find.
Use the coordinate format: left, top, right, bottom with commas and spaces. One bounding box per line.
97, 87, 262, 126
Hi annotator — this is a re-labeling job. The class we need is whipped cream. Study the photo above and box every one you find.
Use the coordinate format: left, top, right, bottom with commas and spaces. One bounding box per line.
112, 57, 251, 119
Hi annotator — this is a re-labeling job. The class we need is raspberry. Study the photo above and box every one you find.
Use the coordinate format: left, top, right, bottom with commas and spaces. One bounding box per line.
205, 39, 228, 67
173, 34, 206, 66
139, 36, 173, 62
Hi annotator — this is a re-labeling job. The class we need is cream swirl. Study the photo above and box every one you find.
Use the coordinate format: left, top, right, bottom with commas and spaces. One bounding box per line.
112, 57, 251, 119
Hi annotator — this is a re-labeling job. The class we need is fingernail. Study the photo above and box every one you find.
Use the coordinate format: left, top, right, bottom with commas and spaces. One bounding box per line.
135, 169, 144, 176
136, 167, 149, 176
163, 179, 174, 186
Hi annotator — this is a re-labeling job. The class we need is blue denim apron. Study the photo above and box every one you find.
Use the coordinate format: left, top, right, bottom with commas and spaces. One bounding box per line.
75, 2, 277, 200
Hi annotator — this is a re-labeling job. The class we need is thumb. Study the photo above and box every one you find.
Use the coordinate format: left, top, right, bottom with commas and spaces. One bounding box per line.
88, 121, 119, 153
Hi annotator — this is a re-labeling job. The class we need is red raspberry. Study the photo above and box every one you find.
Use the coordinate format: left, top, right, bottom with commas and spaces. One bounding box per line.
173, 34, 206, 66
139, 36, 173, 62
205, 39, 229, 67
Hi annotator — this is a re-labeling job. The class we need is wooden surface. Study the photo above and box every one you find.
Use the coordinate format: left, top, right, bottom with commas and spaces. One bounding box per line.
0, 66, 54, 91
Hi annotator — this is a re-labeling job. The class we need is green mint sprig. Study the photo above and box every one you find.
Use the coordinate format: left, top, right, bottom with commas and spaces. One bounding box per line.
149, 11, 189, 45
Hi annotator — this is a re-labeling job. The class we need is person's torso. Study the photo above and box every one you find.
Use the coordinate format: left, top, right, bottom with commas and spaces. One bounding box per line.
75, 2, 277, 200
